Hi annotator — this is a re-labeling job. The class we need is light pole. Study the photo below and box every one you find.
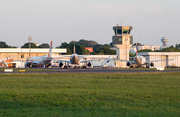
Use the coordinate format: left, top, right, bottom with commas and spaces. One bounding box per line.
28, 36, 32, 59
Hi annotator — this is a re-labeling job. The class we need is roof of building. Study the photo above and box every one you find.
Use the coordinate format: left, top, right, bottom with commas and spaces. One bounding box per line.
138, 52, 180, 56
0, 48, 67, 53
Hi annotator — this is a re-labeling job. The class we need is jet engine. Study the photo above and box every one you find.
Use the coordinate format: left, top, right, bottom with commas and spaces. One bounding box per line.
150, 62, 154, 67
59, 62, 63, 68
126, 62, 131, 66
26, 62, 31, 68
87, 62, 91, 67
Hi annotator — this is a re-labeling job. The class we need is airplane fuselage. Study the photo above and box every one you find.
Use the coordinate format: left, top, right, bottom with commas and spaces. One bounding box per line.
70, 54, 80, 64
29, 56, 52, 65
134, 55, 146, 66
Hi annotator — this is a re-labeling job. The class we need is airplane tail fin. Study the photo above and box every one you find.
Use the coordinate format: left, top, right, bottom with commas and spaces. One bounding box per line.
48, 41, 52, 58
136, 43, 138, 56
74, 39, 76, 54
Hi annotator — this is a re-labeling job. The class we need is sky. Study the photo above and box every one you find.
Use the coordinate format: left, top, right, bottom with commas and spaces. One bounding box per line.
0, 0, 180, 48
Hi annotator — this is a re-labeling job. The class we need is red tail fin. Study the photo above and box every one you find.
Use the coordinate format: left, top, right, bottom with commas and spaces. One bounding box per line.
74, 39, 75, 54
48, 41, 52, 58
136, 43, 138, 55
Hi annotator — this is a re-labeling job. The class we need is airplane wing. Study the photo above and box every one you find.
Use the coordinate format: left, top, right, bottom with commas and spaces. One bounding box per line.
51, 55, 71, 63
78, 55, 117, 63
56, 60, 71, 63
31, 61, 40, 64
80, 57, 116, 63
78, 55, 117, 59
116, 60, 136, 64
80, 59, 103, 63
52, 55, 71, 58
145, 59, 173, 63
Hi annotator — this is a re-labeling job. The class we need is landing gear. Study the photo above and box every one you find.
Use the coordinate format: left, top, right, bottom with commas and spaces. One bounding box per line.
64, 62, 68, 69
82, 66, 86, 69
45, 63, 51, 68
32, 64, 38, 68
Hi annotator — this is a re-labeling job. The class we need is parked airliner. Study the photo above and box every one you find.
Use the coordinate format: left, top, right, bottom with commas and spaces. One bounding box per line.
119, 43, 172, 68
26, 41, 53, 68
57, 41, 116, 69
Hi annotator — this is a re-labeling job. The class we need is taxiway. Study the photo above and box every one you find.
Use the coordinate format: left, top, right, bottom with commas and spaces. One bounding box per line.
1, 67, 180, 74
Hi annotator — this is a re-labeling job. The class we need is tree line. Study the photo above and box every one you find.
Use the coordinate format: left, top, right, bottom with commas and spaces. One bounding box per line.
57, 39, 116, 55
138, 45, 180, 52
130, 42, 180, 57
0, 41, 50, 48
0, 40, 116, 55
1, 40, 180, 55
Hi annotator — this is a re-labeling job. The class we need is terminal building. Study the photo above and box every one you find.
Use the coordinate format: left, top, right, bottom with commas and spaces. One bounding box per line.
138, 52, 180, 68
0, 48, 67, 61
130, 45, 160, 52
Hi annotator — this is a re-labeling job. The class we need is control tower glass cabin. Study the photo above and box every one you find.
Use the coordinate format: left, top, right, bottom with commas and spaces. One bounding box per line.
112, 26, 133, 45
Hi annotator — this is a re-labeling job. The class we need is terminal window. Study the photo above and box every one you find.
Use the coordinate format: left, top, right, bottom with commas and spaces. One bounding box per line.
21, 54, 24, 58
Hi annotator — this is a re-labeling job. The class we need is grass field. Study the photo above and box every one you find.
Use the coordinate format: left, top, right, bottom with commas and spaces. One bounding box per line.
0, 72, 180, 117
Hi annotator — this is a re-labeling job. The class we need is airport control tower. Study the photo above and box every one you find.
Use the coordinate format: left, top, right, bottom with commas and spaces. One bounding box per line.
112, 25, 133, 68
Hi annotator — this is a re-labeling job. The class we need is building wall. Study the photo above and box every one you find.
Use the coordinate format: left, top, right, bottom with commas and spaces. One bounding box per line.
130, 45, 160, 52
139, 52, 180, 68
0, 53, 61, 61
149, 55, 162, 68
0, 48, 66, 61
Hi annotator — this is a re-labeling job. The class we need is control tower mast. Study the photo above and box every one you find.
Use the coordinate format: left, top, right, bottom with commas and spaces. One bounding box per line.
112, 25, 133, 68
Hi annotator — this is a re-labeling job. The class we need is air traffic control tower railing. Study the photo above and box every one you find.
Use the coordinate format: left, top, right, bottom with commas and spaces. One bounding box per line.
112, 25, 133, 68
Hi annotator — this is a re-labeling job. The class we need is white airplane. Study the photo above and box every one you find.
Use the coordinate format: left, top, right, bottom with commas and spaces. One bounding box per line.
26, 41, 53, 68
57, 41, 116, 69
119, 43, 172, 68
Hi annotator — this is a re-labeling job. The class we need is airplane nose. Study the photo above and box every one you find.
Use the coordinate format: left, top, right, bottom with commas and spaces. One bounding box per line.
135, 56, 138, 60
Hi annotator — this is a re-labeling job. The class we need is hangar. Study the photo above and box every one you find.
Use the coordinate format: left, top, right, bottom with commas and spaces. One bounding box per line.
0, 48, 67, 61
138, 52, 180, 68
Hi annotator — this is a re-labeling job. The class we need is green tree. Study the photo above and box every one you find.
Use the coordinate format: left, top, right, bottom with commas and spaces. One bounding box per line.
57, 42, 71, 55
138, 49, 152, 52
0, 41, 16, 48
0, 41, 10, 48
58, 42, 69, 48
57, 41, 90, 55
93, 47, 116, 55
153, 46, 180, 52
37, 43, 49, 48
21, 42, 37, 48
57, 39, 117, 55
77, 39, 98, 47
132, 43, 142, 46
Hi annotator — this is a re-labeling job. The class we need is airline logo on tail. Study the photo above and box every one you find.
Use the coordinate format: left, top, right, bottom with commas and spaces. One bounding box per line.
48, 41, 52, 58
